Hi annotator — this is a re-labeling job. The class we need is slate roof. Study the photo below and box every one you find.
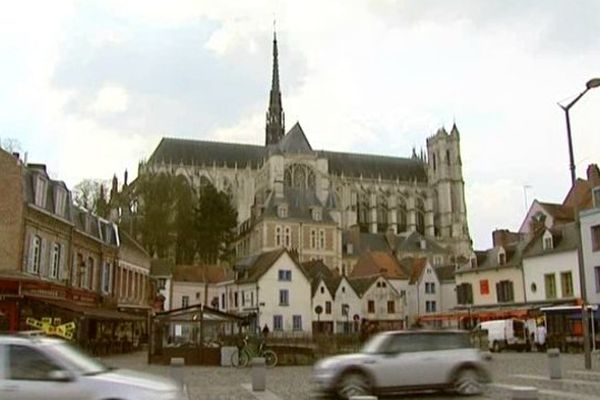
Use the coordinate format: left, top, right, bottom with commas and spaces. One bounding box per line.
350, 251, 408, 279
302, 259, 339, 296
395, 231, 449, 254
262, 187, 335, 222
119, 230, 149, 259
150, 259, 174, 276
347, 276, 379, 297
147, 132, 427, 182
234, 248, 308, 284
522, 223, 579, 258
342, 231, 391, 255
538, 202, 574, 223
399, 257, 428, 284
434, 264, 456, 282
172, 264, 234, 283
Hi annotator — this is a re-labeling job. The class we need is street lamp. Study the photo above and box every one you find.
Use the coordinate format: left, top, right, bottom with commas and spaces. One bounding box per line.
558, 77, 600, 370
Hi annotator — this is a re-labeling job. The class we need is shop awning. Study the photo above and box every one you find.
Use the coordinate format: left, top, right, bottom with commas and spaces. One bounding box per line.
27, 296, 146, 321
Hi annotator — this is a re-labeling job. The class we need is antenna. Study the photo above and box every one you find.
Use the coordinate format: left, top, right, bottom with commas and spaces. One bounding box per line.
523, 184, 532, 213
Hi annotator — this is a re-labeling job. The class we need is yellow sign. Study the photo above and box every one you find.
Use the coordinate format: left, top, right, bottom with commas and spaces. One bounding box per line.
26, 317, 76, 340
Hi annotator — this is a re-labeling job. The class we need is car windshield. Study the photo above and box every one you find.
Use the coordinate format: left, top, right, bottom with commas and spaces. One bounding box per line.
50, 342, 110, 375
361, 333, 390, 354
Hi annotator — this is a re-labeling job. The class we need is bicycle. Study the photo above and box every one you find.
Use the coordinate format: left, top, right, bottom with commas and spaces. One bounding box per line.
231, 335, 278, 368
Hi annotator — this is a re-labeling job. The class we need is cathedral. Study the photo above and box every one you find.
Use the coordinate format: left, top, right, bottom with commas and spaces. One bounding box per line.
140, 33, 472, 272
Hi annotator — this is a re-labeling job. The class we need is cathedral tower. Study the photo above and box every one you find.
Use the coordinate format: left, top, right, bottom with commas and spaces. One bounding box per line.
265, 31, 285, 146
426, 123, 471, 257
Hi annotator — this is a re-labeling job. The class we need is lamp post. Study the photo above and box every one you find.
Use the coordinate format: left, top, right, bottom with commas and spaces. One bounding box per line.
558, 77, 600, 370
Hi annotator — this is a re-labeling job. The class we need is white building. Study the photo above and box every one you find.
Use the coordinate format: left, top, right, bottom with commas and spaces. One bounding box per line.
522, 224, 580, 303
581, 186, 600, 305
332, 276, 362, 333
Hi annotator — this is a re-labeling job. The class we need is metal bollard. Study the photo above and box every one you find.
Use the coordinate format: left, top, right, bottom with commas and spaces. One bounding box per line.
349, 396, 378, 400
547, 348, 562, 379
251, 357, 266, 391
510, 386, 538, 400
170, 357, 185, 389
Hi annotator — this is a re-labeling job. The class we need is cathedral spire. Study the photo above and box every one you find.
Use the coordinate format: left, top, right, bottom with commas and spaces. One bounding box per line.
265, 26, 285, 146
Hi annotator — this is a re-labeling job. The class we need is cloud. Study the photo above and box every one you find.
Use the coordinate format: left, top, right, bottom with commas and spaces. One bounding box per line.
89, 85, 129, 114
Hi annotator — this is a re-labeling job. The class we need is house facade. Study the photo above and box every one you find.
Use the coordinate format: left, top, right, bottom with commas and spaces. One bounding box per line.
579, 188, 600, 305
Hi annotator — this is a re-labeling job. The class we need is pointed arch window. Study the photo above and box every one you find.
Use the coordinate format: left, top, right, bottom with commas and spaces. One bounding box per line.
416, 197, 425, 235
397, 197, 407, 233
284, 226, 291, 248
377, 195, 388, 233
357, 191, 369, 232
284, 164, 316, 190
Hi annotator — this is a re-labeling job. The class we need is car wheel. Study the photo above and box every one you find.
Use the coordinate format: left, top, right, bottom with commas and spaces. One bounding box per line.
454, 368, 484, 396
336, 371, 371, 400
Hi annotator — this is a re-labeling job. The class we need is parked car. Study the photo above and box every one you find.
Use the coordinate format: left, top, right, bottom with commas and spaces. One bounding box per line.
313, 330, 491, 399
474, 318, 529, 352
0, 334, 188, 400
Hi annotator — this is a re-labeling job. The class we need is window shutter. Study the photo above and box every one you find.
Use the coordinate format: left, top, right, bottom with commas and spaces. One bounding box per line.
39, 239, 47, 276
509, 282, 514, 302
496, 282, 501, 302
26, 234, 35, 272
58, 244, 66, 281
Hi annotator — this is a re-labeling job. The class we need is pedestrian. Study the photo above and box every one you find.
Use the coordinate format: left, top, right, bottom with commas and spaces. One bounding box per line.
536, 324, 546, 352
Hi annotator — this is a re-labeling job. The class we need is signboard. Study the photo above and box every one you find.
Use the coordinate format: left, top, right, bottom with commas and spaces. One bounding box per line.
26, 317, 76, 340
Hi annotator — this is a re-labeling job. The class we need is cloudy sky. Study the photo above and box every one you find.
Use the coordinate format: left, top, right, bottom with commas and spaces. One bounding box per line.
1, 0, 599, 249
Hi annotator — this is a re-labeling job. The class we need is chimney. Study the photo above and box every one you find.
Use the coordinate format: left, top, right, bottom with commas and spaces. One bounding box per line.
492, 229, 522, 247
12, 152, 19, 160
587, 164, 600, 186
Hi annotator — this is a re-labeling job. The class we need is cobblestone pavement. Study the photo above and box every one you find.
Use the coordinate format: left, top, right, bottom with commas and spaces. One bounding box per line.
101, 350, 600, 400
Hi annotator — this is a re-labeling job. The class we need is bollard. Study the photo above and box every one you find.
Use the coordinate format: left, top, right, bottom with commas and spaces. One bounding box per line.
547, 348, 562, 380
170, 357, 185, 389
251, 357, 266, 391
349, 396, 377, 400
510, 386, 538, 400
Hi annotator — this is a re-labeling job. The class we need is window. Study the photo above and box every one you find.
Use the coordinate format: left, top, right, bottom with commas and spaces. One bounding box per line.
273, 315, 283, 331
480, 279, 490, 295
279, 289, 289, 306
498, 252, 506, 265
368, 300, 375, 313
457, 283, 473, 305
319, 229, 325, 249
560, 271, 574, 298
433, 256, 443, 266
310, 229, 317, 249
313, 208, 322, 221
320, 286, 324, 294
275, 226, 282, 247
83, 257, 94, 290
234, 292, 238, 307
425, 282, 436, 294
182, 295, 189, 308
284, 226, 291, 247
158, 278, 166, 290
543, 235, 553, 250
49, 243, 60, 279
278, 270, 292, 281
595, 267, 600, 293
54, 188, 66, 216
101, 262, 111, 294
387, 300, 395, 314
8, 345, 62, 380
196, 291, 201, 300
426, 301, 437, 313
278, 205, 288, 218
29, 235, 42, 274
545, 274, 557, 299
446, 149, 451, 166
325, 301, 332, 314
341, 303, 349, 316
592, 225, 600, 252
241, 290, 245, 306
34, 176, 47, 207
293, 315, 302, 331
496, 280, 514, 303
593, 187, 600, 208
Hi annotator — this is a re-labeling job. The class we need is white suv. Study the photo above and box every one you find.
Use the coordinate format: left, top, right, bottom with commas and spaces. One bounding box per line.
0, 335, 187, 400
313, 330, 491, 399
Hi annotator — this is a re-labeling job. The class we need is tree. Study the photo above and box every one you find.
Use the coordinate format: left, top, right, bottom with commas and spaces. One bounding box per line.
193, 183, 238, 264
72, 179, 109, 216
0, 138, 22, 153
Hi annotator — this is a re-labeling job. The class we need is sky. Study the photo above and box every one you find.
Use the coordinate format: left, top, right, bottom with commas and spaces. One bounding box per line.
1, 0, 599, 250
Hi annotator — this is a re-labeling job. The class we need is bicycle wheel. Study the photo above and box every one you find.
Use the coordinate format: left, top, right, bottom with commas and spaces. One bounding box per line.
230, 349, 241, 367
238, 349, 250, 368
263, 350, 278, 368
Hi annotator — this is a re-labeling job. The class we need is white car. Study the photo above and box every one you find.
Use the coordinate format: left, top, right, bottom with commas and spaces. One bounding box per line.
313, 330, 491, 399
0, 334, 187, 400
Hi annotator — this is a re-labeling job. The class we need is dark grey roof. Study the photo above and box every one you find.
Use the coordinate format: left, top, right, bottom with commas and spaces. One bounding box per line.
319, 150, 427, 182
147, 135, 427, 182
434, 264, 456, 282
148, 138, 265, 169
348, 276, 379, 297
278, 122, 312, 153
395, 231, 449, 254
150, 258, 174, 276
342, 231, 391, 255
263, 187, 335, 222
522, 223, 578, 259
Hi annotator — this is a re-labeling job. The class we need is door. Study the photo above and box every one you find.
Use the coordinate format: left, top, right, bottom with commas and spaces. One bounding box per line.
0, 344, 84, 400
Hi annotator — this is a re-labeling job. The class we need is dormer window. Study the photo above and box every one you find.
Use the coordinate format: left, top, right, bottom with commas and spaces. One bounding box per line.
312, 207, 322, 221
34, 175, 47, 207
277, 204, 288, 218
593, 186, 600, 208
543, 231, 554, 250
498, 250, 506, 265
54, 187, 67, 217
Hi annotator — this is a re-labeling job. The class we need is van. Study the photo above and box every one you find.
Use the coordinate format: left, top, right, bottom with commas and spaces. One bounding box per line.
473, 318, 529, 352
